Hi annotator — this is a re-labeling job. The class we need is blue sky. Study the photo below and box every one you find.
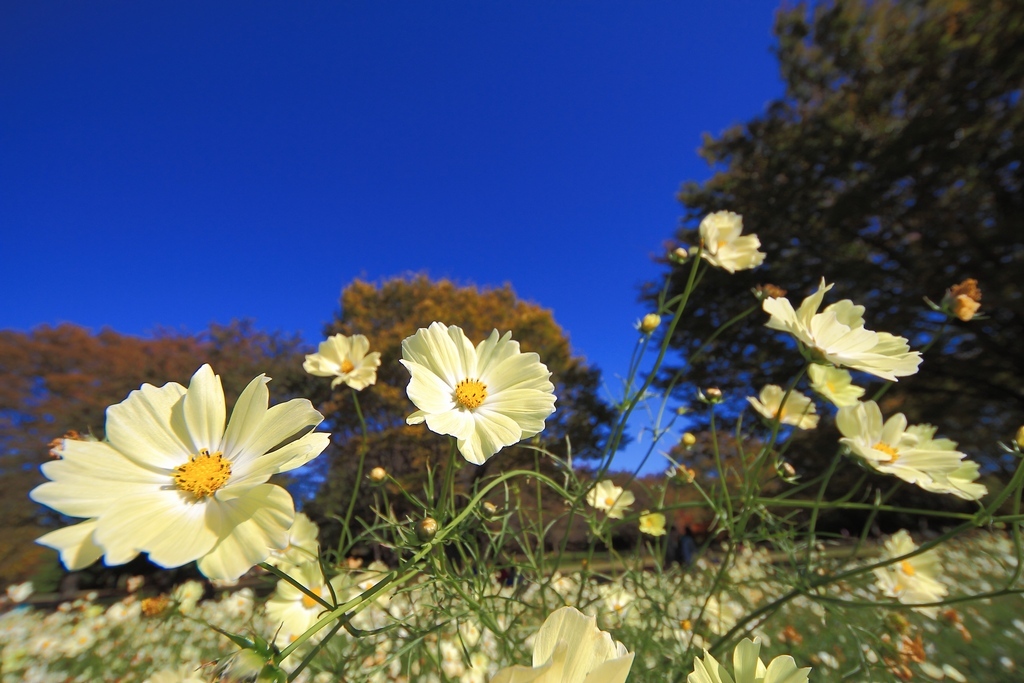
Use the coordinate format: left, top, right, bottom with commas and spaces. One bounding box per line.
1, 1, 784, 474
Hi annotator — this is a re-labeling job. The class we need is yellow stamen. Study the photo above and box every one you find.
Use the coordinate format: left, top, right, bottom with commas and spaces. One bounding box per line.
340, 359, 355, 374
301, 594, 319, 609
605, 497, 616, 507
680, 619, 692, 630
872, 442, 899, 461
454, 379, 487, 410
173, 449, 231, 498
900, 560, 916, 577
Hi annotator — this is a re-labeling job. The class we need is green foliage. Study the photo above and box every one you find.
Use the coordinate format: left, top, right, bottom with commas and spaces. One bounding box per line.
652, 0, 1024, 479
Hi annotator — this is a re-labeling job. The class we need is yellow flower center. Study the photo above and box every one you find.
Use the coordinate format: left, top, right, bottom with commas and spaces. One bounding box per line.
872, 441, 899, 461
340, 359, 355, 374
301, 593, 319, 609
680, 619, 692, 630
900, 560, 916, 577
605, 496, 616, 507
173, 449, 231, 498
454, 379, 487, 410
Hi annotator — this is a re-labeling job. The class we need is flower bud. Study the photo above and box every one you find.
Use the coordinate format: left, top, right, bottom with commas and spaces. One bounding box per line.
481, 501, 500, 519
416, 517, 439, 543
670, 246, 689, 264
1016, 425, 1024, 451
368, 466, 387, 483
638, 313, 662, 334
681, 432, 697, 447
699, 387, 723, 404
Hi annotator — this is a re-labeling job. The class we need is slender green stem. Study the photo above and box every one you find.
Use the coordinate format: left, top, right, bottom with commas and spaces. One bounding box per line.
339, 390, 370, 554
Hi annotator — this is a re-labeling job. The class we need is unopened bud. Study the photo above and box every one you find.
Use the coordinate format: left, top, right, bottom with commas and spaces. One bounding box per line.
481, 501, 500, 518
670, 246, 689, 264
638, 313, 661, 334
706, 387, 722, 398
415, 517, 438, 543
368, 466, 387, 483
681, 432, 697, 447
1016, 425, 1024, 451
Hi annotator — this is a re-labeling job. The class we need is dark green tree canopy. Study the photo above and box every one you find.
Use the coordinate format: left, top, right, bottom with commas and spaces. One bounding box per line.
652, 0, 1024, 473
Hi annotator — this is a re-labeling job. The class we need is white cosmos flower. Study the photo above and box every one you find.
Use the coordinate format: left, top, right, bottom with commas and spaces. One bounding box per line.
746, 385, 819, 430
807, 365, 864, 407
400, 322, 557, 465
30, 365, 330, 581
265, 560, 352, 648
639, 511, 667, 537
304, 333, 381, 390
688, 638, 811, 683
689, 211, 766, 273
586, 480, 635, 520
763, 279, 922, 381
837, 401, 986, 500
265, 512, 320, 569
873, 530, 947, 617
490, 606, 634, 683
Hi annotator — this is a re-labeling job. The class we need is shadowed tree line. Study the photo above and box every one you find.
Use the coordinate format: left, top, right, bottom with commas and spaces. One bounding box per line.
648, 0, 1024, 520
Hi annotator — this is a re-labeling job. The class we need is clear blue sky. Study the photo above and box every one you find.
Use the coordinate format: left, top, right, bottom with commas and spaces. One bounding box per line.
1, 1, 784, 474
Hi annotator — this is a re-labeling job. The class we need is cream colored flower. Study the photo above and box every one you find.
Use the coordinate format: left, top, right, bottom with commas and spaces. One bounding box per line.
490, 606, 634, 683
689, 211, 766, 273
5, 582, 33, 603
30, 365, 330, 581
265, 512, 320, 569
746, 385, 819, 430
265, 560, 352, 647
688, 638, 811, 683
873, 530, 947, 617
807, 365, 864, 407
763, 279, 922, 381
401, 322, 557, 465
837, 401, 986, 500
599, 583, 636, 621
639, 511, 667, 537
586, 480, 635, 520
304, 333, 381, 390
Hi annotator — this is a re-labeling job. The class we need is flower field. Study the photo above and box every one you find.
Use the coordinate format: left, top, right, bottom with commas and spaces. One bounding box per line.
1, 532, 1020, 682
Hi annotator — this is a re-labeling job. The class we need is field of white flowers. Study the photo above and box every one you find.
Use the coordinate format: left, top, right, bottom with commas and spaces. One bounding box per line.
2, 530, 1021, 683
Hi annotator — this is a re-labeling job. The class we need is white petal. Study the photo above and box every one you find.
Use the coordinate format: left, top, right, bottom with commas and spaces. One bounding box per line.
226, 398, 323, 464
226, 432, 330, 492
36, 520, 107, 571
31, 440, 166, 519
105, 381, 192, 469
183, 364, 226, 452
95, 489, 218, 568
198, 485, 295, 581
221, 373, 270, 458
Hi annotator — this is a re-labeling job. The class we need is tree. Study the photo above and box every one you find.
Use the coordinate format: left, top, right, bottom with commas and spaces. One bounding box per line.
0, 321, 309, 585
650, 0, 1024, 481
304, 275, 617, 542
